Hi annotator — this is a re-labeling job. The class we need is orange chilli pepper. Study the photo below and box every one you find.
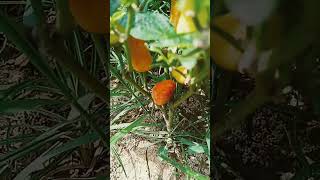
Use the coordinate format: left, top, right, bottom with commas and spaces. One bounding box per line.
127, 36, 152, 72
152, 80, 176, 106
69, 0, 108, 34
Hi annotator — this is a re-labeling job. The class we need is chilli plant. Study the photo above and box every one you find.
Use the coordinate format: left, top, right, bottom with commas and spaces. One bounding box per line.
110, 0, 210, 179
0, 0, 109, 179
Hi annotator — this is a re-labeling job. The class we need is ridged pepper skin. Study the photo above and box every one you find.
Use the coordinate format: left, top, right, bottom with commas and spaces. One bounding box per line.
171, 66, 188, 84
128, 36, 152, 72
152, 80, 176, 105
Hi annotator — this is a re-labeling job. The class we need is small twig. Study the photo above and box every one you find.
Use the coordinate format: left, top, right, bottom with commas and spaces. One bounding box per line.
0, 34, 7, 54
167, 107, 173, 133
145, 148, 151, 180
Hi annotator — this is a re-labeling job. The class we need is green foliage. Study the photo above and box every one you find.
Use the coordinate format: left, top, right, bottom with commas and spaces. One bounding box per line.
130, 12, 176, 40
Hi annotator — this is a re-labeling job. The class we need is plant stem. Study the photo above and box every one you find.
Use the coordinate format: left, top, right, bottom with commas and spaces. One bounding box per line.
167, 107, 174, 133
167, 86, 195, 135
142, 72, 147, 90
125, 7, 134, 72
172, 87, 194, 109
159, 106, 171, 133
110, 66, 147, 107
124, 42, 133, 72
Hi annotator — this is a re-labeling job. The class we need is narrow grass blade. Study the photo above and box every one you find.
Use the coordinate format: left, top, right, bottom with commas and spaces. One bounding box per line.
0, 120, 74, 166
14, 142, 61, 180
177, 138, 209, 156
111, 146, 127, 178
110, 115, 147, 146
158, 146, 209, 180
67, 93, 95, 120
0, 134, 37, 146
45, 131, 100, 158
0, 99, 64, 113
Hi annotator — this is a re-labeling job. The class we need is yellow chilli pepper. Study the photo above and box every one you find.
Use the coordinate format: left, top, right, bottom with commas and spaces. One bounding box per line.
171, 66, 189, 84
175, 0, 209, 34
211, 14, 246, 71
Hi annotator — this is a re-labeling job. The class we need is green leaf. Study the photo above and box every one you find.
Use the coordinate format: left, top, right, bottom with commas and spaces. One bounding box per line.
46, 131, 100, 157
178, 138, 209, 156
0, 99, 63, 113
110, 0, 121, 16
206, 130, 210, 157
14, 143, 60, 180
0, 123, 68, 166
158, 146, 209, 180
0, 80, 35, 100
67, 93, 95, 120
130, 12, 176, 41
23, 0, 37, 27
110, 115, 146, 146
0, 79, 60, 100
0, 134, 36, 146
188, 145, 206, 155
111, 103, 140, 124
111, 146, 127, 177
121, 0, 137, 6
0, 164, 9, 177
179, 56, 198, 70
150, 33, 194, 48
